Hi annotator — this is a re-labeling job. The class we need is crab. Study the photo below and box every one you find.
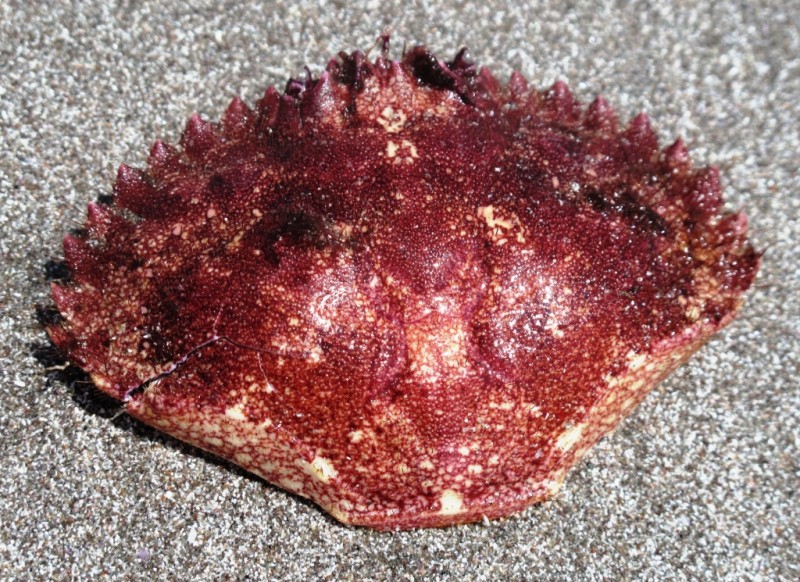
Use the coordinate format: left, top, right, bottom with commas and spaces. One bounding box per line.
46, 43, 759, 529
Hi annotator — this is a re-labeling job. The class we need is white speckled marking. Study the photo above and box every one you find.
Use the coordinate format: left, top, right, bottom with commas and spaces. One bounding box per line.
556, 422, 586, 452
377, 106, 406, 133
297, 456, 338, 483
224, 405, 247, 421
438, 489, 463, 515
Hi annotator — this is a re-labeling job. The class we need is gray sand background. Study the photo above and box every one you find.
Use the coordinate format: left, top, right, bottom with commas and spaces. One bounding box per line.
1, 1, 797, 579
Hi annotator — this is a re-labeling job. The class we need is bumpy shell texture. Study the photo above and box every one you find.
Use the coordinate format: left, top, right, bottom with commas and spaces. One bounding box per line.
47, 45, 759, 529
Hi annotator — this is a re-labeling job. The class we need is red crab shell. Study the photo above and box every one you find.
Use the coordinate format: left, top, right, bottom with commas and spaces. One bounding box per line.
47, 45, 759, 529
